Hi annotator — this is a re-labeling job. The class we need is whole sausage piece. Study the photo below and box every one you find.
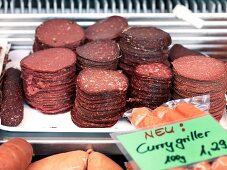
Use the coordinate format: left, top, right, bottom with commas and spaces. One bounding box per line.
0, 138, 33, 170
0, 68, 24, 126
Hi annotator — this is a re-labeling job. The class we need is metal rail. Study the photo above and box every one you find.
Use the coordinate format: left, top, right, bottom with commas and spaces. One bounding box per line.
1, 0, 227, 14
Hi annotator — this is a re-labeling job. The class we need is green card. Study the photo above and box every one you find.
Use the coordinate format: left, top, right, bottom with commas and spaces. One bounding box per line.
115, 115, 227, 170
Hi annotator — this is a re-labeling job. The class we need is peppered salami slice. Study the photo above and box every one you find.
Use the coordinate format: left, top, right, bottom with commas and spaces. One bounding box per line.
121, 27, 171, 50
172, 56, 226, 81
0, 68, 23, 126
77, 69, 128, 95
85, 16, 128, 41
34, 19, 85, 50
21, 48, 76, 73
76, 40, 120, 62
134, 63, 173, 80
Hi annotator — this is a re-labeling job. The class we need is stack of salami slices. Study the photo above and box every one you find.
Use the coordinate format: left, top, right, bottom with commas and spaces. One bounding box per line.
76, 40, 120, 71
33, 19, 85, 52
119, 27, 171, 76
129, 63, 172, 109
71, 69, 128, 128
85, 16, 128, 41
21, 48, 77, 114
172, 56, 227, 121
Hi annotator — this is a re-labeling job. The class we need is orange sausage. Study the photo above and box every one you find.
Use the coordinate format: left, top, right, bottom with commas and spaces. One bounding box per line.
138, 114, 163, 128
151, 106, 173, 120
87, 150, 123, 170
175, 103, 206, 118
192, 161, 211, 170
163, 109, 186, 123
27, 150, 88, 170
0, 138, 33, 170
211, 156, 227, 170
130, 107, 151, 127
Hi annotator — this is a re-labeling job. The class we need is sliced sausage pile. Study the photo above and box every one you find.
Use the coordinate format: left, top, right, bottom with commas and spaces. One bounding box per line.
0, 68, 24, 126
118, 27, 171, 76
85, 16, 128, 41
20, 48, 76, 114
129, 63, 172, 109
33, 19, 85, 52
71, 69, 128, 128
172, 56, 227, 120
76, 40, 120, 71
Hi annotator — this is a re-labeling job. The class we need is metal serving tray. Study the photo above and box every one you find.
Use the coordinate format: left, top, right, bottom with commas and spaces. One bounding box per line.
1, 6, 227, 155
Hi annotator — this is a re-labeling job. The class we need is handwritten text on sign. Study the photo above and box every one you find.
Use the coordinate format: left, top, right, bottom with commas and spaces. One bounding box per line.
116, 115, 227, 170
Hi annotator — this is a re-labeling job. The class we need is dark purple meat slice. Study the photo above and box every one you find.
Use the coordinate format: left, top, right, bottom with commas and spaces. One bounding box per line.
1, 68, 24, 126
85, 16, 128, 41
121, 26, 171, 49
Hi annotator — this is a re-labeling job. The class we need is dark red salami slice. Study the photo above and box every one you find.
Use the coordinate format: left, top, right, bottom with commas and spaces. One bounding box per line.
121, 27, 171, 50
134, 63, 172, 80
76, 40, 120, 62
21, 48, 76, 73
172, 56, 225, 81
85, 16, 128, 41
169, 44, 204, 61
35, 19, 85, 50
77, 69, 128, 95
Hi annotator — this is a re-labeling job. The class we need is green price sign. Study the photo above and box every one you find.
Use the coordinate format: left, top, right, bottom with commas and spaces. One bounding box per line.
115, 115, 227, 170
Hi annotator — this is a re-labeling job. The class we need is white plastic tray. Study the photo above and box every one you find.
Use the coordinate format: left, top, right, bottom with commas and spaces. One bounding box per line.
0, 103, 134, 132
1, 50, 226, 132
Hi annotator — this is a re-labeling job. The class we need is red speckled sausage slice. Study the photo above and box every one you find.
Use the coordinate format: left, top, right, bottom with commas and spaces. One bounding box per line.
134, 63, 172, 80
85, 16, 128, 41
76, 40, 119, 62
172, 56, 226, 81
35, 19, 85, 48
77, 69, 128, 94
21, 48, 76, 73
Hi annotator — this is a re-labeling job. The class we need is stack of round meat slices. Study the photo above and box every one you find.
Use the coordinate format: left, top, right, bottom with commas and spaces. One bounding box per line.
129, 63, 172, 109
118, 27, 172, 76
20, 48, 77, 114
76, 40, 120, 71
172, 56, 227, 121
71, 69, 128, 128
33, 19, 85, 52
